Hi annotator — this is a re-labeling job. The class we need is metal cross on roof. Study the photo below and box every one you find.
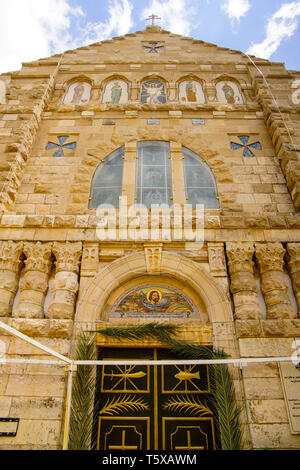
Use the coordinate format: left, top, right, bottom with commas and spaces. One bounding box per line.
146, 14, 161, 26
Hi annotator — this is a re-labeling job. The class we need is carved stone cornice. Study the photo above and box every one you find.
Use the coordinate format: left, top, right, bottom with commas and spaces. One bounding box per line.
255, 243, 286, 274
0, 241, 23, 272
23, 242, 52, 273
52, 241, 82, 274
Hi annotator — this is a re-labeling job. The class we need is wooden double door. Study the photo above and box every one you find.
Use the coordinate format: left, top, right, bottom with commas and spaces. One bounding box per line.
94, 348, 217, 451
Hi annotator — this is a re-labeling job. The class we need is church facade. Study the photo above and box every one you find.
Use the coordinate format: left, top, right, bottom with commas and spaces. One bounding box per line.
0, 25, 300, 450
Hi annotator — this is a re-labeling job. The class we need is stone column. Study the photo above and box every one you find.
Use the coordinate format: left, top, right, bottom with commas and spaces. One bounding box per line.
286, 243, 300, 314
46, 242, 82, 319
13, 242, 52, 318
0, 241, 23, 316
255, 243, 296, 319
226, 242, 262, 319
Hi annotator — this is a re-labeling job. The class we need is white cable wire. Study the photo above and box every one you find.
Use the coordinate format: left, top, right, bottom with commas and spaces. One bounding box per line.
0, 356, 298, 367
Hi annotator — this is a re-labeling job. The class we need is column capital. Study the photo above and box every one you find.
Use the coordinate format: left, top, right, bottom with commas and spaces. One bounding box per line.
0, 241, 23, 272
52, 241, 82, 274
255, 242, 285, 273
226, 242, 255, 274
287, 243, 300, 272
23, 242, 52, 273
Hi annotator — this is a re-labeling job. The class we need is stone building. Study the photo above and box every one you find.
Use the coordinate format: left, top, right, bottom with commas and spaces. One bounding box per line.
0, 24, 300, 450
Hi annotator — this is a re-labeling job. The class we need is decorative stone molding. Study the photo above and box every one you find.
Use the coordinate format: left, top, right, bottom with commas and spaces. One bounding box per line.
13, 242, 52, 319
208, 243, 227, 277
255, 243, 296, 319
144, 243, 163, 274
46, 242, 82, 319
80, 242, 99, 276
0, 241, 23, 316
226, 242, 261, 320
286, 243, 300, 314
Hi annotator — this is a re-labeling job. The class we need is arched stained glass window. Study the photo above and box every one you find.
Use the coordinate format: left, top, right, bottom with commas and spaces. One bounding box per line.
88, 146, 124, 209
88, 143, 219, 210
136, 141, 172, 207
183, 147, 219, 208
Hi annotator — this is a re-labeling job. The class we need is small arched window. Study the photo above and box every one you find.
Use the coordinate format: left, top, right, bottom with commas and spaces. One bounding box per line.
89, 146, 124, 209
183, 147, 219, 208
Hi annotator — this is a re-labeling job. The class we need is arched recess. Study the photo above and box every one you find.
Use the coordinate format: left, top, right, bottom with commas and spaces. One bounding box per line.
62, 75, 93, 105
75, 251, 233, 327
214, 75, 245, 105
140, 75, 168, 104
177, 75, 207, 104
75, 127, 236, 210
100, 75, 130, 104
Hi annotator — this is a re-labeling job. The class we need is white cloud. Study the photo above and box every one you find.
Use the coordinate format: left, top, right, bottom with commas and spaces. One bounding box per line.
221, 0, 251, 23
81, 0, 134, 45
0, 0, 83, 73
0, 0, 135, 74
247, 1, 300, 59
141, 0, 196, 36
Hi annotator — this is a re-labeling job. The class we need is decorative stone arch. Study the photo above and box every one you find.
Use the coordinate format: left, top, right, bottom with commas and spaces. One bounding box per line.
63, 74, 94, 88
75, 251, 233, 329
74, 126, 236, 210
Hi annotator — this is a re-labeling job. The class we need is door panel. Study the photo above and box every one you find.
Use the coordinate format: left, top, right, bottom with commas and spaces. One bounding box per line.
95, 348, 217, 450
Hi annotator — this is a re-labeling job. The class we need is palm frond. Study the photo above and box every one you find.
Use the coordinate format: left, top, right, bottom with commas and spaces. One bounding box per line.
100, 395, 149, 416
68, 330, 98, 450
163, 395, 213, 416
93, 322, 179, 343
210, 364, 243, 450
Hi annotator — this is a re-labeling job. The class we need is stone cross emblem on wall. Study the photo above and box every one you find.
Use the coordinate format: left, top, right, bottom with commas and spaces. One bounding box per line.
143, 42, 164, 54
230, 135, 262, 157
46, 136, 77, 157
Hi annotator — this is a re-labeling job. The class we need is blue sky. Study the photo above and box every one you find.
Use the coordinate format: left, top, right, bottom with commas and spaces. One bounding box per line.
0, 0, 300, 73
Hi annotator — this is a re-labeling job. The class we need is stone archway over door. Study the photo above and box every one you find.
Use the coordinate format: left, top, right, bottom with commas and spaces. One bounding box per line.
75, 251, 235, 355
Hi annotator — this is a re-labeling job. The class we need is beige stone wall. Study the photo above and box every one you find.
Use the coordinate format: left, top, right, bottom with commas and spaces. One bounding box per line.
0, 26, 299, 450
